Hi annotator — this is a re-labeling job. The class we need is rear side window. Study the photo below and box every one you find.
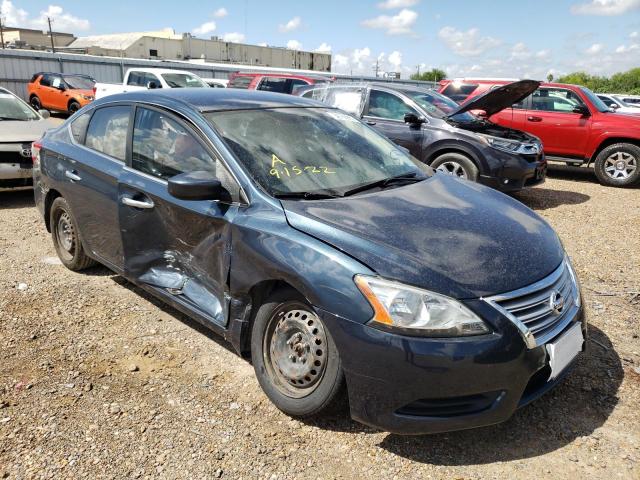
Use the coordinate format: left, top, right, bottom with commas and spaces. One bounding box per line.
367, 89, 418, 121
30, 73, 43, 83
84, 106, 131, 161
127, 72, 144, 86
70, 112, 91, 143
258, 77, 289, 93
228, 76, 252, 89
40, 74, 52, 87
441, 83, 479, 103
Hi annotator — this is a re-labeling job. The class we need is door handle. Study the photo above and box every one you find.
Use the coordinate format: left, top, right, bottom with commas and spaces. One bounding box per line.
366, 121, 376, 126
65, 170, 81, 182
527, 116, 543, 122
121, 196, 154, 209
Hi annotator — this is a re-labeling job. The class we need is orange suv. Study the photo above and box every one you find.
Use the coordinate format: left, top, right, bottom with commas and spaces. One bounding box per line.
28, 72, 95, 115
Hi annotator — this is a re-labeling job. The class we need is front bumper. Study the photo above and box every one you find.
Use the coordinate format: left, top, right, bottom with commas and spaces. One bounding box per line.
479, 153, 547, 192
318, 301, 585, 435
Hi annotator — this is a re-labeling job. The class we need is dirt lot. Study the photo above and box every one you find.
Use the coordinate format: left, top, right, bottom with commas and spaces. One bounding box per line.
1, 166, 639, 480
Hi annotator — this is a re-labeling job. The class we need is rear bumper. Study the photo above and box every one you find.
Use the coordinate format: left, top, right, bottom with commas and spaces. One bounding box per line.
317, 303, 585, 435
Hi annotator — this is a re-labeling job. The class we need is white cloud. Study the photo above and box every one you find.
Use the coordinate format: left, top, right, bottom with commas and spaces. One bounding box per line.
535, 49, 551, 59
278, 16, 302, 33
388, 50, 403, 69
222, 32, 245, 43
257, 42, 268, 47
630, 31, 639, 38
1, 1, 90, 31
510, 42, 531, 60
586, 43, 604, 54
331, 46, 407, 76
213, 7, 228, 18
571, 0, 640, 15
361, 8, 418, 36
615, 43, 639, 53
286, 39, 303, 50
314, 42, 332, 53
193, 21, 216, 36
438, 26, 501, 56
377, 0, 419, 9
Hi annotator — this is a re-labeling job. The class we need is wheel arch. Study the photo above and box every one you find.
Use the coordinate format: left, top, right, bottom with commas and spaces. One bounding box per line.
425, 145, 481, 168
589, 137, 640, 166
43, 188, 63, 232
67, 98, 81, 112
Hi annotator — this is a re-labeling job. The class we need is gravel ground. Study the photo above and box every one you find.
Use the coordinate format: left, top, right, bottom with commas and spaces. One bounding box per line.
1, 166, 639, 479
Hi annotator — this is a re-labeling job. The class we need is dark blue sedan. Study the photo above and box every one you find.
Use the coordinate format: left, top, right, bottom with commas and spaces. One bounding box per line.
33, 89, 586, 434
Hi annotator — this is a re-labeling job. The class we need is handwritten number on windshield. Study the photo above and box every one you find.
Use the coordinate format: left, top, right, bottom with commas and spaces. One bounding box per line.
269, 154, 336, 179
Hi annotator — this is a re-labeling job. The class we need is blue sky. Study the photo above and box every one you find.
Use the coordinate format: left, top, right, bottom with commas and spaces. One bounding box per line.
2, 0, 639, 79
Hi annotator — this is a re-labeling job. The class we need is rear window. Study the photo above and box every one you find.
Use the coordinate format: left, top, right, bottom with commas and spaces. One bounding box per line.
258, 77, 289, 93
228, 76, 253, 89
441, 83, 479, 103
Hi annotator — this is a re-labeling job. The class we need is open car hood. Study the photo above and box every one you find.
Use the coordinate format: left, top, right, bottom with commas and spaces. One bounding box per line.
448, 80, 540, 118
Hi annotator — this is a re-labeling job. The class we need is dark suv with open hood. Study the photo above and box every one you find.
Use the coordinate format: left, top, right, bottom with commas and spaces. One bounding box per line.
297, 80, 546, 192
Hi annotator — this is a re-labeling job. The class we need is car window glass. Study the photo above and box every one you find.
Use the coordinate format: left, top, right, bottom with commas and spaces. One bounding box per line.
228, 76, 252, 89
127, 72, 143, 86
367, 90, 418, 121
289, 79, 308, 94
131, 108, 238, 198
307, 87, 365, 116
144, 73, 161, 87
512, 94, 530, 110
40, 74, 51, 87
161, 73, 206, 88
70, 112, 91, 143
531, 88, 585, 113
441, 83, 478, 103
51, 77, 62, 89
84, 106, 130, 161
258, 77, 288, 93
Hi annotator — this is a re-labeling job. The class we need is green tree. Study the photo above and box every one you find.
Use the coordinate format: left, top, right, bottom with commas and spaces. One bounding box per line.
546, 73, 554, 83
411, 68, 447, 83
556, 68, 640, 93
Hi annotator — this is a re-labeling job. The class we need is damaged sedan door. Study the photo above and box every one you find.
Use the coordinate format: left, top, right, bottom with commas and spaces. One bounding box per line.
118, 105, 241, 327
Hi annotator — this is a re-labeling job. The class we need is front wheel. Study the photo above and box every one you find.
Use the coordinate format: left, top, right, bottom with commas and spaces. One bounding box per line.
30, 95, 41, 111
68, 101, 81, 115
50, 197, 97, 271
251, 290, 345, 417
431, 152, 479, 181
593, 143, 640, 187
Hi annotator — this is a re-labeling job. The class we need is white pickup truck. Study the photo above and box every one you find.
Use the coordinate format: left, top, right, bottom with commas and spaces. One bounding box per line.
93, 68, 209, 99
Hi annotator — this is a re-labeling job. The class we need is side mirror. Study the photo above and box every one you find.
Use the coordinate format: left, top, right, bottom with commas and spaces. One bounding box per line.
168, 171, 226, 201
146, 80, 159, 90
39, 109, 51, 119
572, 105, 590, 116
404, 113, 426, 125
610, 103, 619, 109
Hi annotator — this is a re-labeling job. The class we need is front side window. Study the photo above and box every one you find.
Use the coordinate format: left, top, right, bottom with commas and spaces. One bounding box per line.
161, 73, 207, 88
127, 72, 144, 86
51, 76, 63, 89
143, 73, 161, 87
84, 106, 130, 161
258, 77, 288, 93
70, 112, 91, 142
532, 88, 586, 113
367, 90, 418, 121
40, 74, 52, 87
132, 108, 216, 180
206, 107, 429, 196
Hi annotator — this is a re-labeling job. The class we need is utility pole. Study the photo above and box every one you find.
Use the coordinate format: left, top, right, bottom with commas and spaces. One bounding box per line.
373, 59, 380, 78
0, 10, 5, 50
415, 65, 420, 78
47, 16, 55, 53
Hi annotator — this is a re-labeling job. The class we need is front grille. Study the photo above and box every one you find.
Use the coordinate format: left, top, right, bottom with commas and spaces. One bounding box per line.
484, 260, 579, 348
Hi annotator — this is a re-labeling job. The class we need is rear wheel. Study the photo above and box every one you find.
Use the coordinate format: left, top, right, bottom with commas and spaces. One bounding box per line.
251, 289, 345, 417
30, 95, 41, 111
50, 197, 97, 271
68, 101, 81, 115
431, 152, 479, 181
593, 143, 640, 187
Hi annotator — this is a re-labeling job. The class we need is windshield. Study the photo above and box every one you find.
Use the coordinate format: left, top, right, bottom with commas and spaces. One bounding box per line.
580, 87, 609, 113
161, 73, 208, 88
205, 107, 430, 196
0, 92, 40, 121
64, 76, 94, 90
403, 89, 476, 121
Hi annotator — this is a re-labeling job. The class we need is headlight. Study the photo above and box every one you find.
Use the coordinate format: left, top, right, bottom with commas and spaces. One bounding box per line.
476, 133, 540, 155
565, 255, 582, 308
81, 95, 94, 101
354, 275, 490, 337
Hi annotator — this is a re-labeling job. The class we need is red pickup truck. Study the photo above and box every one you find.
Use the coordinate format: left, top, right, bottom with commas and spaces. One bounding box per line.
439, 79, 640, 187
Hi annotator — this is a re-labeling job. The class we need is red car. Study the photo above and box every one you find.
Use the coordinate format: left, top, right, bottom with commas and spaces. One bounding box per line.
227, 72, 333, 95
439, 79, 640, 187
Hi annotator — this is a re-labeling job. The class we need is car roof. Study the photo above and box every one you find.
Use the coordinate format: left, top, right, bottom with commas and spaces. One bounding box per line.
95, 88, 325, 112
232, 71, 331, 81
128, 68, 200, 75
447, 78, 583, 90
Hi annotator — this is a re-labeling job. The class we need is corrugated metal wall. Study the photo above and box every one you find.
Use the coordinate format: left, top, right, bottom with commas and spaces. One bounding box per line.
0, 49, 435, 100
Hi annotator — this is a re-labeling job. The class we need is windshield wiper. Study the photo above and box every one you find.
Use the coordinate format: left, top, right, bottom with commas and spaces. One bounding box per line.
341, 172, 423, 197
0, 117, 28, 121
274, 191, 343, 200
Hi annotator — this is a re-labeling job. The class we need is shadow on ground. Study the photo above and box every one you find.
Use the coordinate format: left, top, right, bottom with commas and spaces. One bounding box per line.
512, 187, 590, 210
0, 189, 34, 210
378, 325, 622, 464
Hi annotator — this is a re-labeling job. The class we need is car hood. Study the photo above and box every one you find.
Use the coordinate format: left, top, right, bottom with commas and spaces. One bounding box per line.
449, 80, 540, 118
0, 119, 51, 143
282, 175, 563, 300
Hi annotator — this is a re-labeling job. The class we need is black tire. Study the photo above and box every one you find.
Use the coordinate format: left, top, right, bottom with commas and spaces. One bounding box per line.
68, 101, 81, 115
251, 289, 345, 418
50, 197, 97, 271
30, 95, 41, 111
431, 152, 479, 181
593, 143, 640, 187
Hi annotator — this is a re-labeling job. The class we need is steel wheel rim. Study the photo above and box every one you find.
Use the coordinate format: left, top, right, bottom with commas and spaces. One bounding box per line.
31, 98, 40, 110
56, 212, 75, 259
263, 305, 328, 398
604, 151, 637, 180
436, 161, 468, 178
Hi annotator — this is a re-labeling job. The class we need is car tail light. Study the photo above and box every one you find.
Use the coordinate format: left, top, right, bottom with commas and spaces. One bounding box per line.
92, 86, 97, 96
32, 141, 42, 169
